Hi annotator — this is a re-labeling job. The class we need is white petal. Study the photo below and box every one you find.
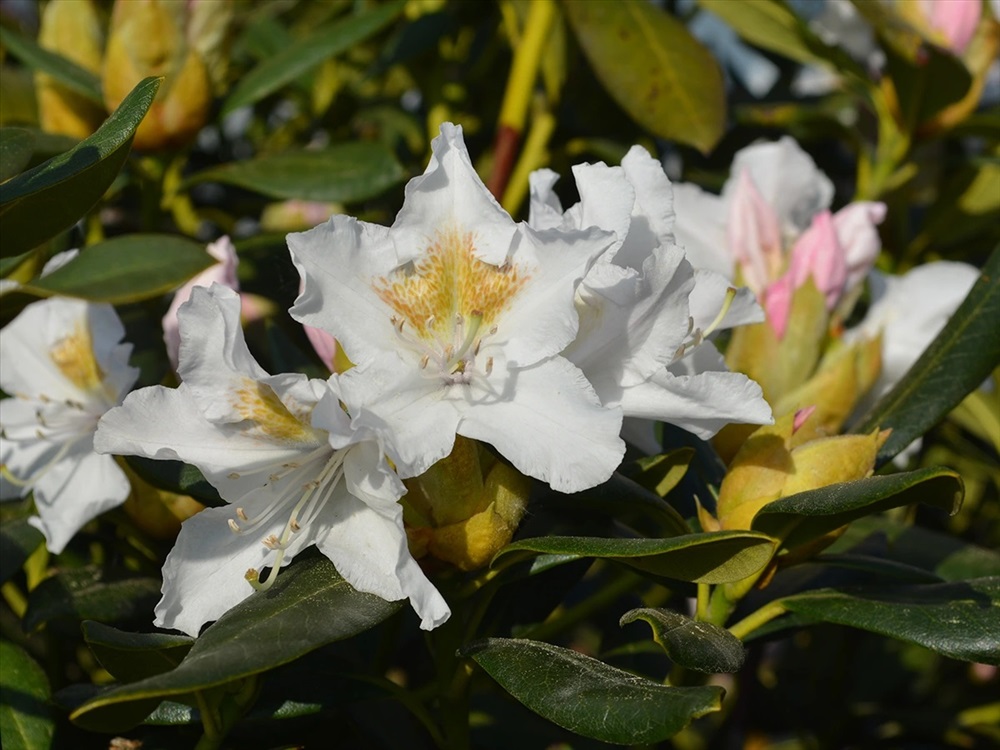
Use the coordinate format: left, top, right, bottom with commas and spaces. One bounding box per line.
672, 183, 733, 278
154, 502, 284, 636
163, 237, 239, 369
619, 145, 678, 270
314, 487, 449, 630
30, 447, 130, 553
342, 440, 406, 508
459, 357, 625, 493
689, 269, 764, 332
393, 122, 516, 266
568, 161, 635, 259
723, 136, 834, 235
498, 224, 616, 367
288, 214, 400, 367
832, 201, 886, 292
616, 364, 773, 441
95, 384, 324, 504
176, 285, 270, 422
338, 355, 460, 479
0, 298, 136, 408
528, 168, 566, 230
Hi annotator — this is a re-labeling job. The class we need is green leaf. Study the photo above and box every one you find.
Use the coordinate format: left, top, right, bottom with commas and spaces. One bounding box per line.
0, 640, 54, 750
0, 128, 35, 183
23, 568, 162, 631
222, 1, 405, 115
496, 531, 776, 584
777, 577, 1000, 665
125, 456, 224, 509
184, 142, 405, 203
699, 0, 866, 81
620, 608, 746, 673
70, 556, 402, 732
854, 249, 1000, 466
19, 234, 215, 304
563, 0, 725, 153
558, 471, 691, 536
0, 26, 103, 105
464, 638, 723, 743
83, 622, 193, 684
753, 466, 964, 550
621, 448, 695, 498
0, 77, 160, 258
809, 553, 944, 584
0, 518, 44, 586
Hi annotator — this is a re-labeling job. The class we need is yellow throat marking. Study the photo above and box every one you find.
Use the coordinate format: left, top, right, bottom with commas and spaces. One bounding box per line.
50, 322, 105, 394
233, 379, 316, 443
373, 226, 527, 341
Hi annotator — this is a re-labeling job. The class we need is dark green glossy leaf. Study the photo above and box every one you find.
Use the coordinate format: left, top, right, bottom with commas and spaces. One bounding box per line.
20, 234, 214, 304
831, 515, 1000, 582
496, 531, 776, 584
184, 142, 405, 203
222, 1, 405, 115
809, 553, 944, 584
753, 467, 963, 550
777, 577, 1000, 665
620, 608, 746, 673
0, 77, 160, 258
23, 568, 161, 631
564, 0, 725, 153
0, 640, 54, 750
0, 26, 103, 104
699, 0, 867, 80
854, 249, 1000, 465
0, 128, 35, 183
71, 556, 402, 731
0, 518, 44, 585
463, 637, 723, 743
125, 456, 224, 509
83, 622, 193, 684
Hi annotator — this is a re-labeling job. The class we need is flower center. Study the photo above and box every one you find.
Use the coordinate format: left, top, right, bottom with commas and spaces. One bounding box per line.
232, 379, 321, 443
227, 446, 345, 592
50, 323, 106, 396
373, 226, 527, 384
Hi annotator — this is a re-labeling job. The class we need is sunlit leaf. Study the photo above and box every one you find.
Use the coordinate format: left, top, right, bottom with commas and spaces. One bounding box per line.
0, 77, 160, 257
19, 234, 214, 304
564, 0, 725, 153
753, 467, 964, 550
184, 142, 405, 203
620, 608, 746, 673
464, 638, 723, 743
776, 577, 1000, 665
496, 531, 776, 584
83, 622, 194, 684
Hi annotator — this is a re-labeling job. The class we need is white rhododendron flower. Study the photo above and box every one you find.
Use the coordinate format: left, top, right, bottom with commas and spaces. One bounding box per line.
289, 123, 625, 493
672, 136, 886, 336
847, 261, 981, 414
95, 285, 449, 636
528, 146, 772, 441
0, 297, 138, 553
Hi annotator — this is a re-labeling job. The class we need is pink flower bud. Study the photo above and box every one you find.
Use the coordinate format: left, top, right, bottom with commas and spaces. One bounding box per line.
304, 324, 338, 373
832, 201, 886, 293
918, 0, 981, 55
727, 169, 783, 293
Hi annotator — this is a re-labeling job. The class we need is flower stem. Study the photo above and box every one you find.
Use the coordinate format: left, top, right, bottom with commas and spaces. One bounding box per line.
488, 0, 557, 199
727, 600, 788, 642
